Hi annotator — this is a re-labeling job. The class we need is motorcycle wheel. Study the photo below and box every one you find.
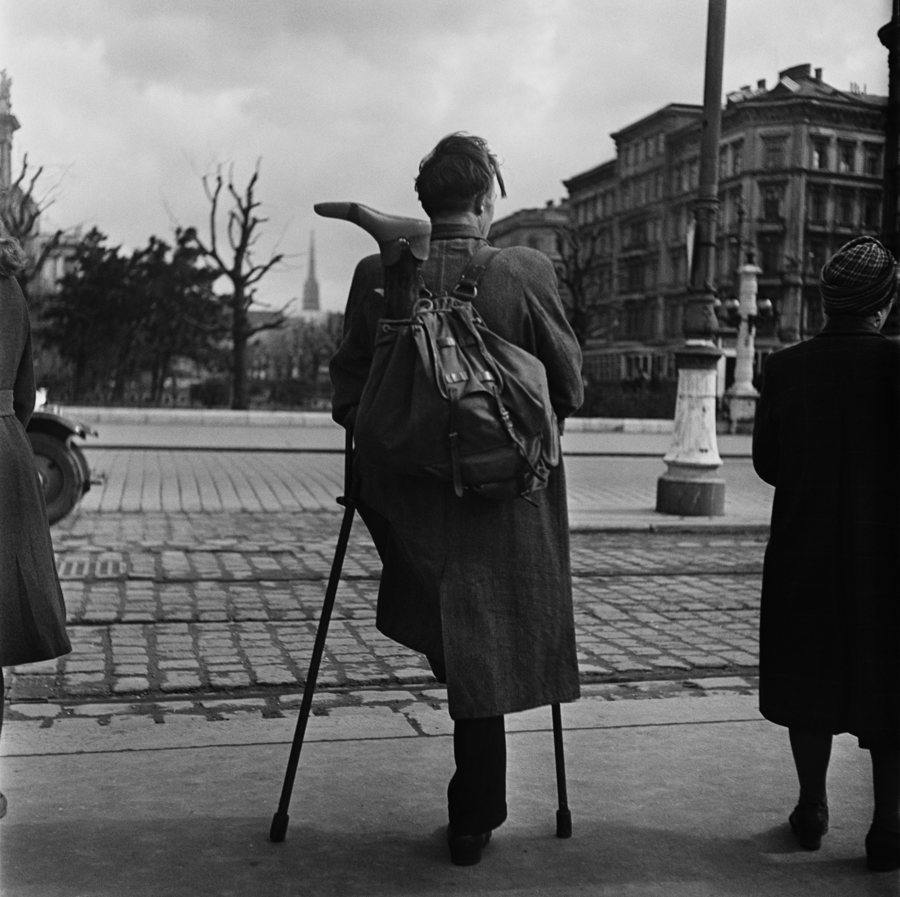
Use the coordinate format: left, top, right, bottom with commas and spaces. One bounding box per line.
28, 432, 85, 524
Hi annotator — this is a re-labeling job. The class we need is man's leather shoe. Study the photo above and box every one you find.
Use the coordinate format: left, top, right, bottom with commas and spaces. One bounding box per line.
447, 825, 492, 866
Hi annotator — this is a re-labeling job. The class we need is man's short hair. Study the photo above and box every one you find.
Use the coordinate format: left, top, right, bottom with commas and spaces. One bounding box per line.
415, 132, 507, 217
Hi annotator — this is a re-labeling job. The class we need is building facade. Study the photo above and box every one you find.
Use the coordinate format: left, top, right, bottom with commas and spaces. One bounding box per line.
494, 64, 890, 390
489, 199, 569, 259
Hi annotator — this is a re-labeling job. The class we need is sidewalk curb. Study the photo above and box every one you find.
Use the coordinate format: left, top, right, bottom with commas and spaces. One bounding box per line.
569, 520, 769, 534
58, 406, 679, 434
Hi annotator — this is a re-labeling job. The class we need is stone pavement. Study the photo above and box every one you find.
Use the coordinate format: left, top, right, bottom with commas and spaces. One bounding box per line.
7, 514, 764, 704
76, 446, 774, 527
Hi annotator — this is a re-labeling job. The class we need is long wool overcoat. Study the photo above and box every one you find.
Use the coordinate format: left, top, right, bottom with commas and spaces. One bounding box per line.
0, 276, 71, 667
752, 315, 899, 748
330, 224, 584, 720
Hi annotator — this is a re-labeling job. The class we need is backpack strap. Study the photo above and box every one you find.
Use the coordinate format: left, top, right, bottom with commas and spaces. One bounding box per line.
418, 243, 500, 302
453, 244, 500, 301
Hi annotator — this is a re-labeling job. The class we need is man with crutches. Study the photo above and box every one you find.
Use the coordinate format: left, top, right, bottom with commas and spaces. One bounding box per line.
323, 133, 583, 865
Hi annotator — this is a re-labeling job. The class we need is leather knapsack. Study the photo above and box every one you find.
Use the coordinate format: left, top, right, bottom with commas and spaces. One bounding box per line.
354, 245, 559, 501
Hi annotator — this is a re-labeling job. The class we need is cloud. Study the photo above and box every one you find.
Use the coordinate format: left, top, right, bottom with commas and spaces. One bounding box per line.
0, 0, 891, 311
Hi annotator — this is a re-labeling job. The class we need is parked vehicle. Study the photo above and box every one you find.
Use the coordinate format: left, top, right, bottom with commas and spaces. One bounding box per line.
26, 394, 96, 524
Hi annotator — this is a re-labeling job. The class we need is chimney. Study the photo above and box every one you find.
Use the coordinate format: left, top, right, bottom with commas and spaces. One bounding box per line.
814, 68, 822, 81
757, 79, 766, 91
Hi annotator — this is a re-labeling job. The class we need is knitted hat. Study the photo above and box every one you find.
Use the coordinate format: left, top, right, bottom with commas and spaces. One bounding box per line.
820, 236, 898, 316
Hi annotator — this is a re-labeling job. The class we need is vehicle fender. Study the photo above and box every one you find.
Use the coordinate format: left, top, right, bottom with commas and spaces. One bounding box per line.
26, 410, 91, 443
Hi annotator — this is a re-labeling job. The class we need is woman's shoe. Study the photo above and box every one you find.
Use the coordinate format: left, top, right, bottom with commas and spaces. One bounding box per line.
789, 801, 829, 850
447, 825, 492, 866
865, 823, 900, 872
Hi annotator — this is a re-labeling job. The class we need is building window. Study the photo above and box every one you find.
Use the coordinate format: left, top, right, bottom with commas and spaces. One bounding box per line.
719, 146, 729, 180
763, 136, 787, 170
838, 142, 856, 174
599, 265, 612, 294
807, 239, 828, 275
811, 138, 829, 170
808, 187, 827, 224
804, 292, 824, 335
863, 194, 881, 229
761, 184, 784, 221
664, 298, 682, 336
669, 249, 685, 287
864, 144, 883, 177
620, 259, 645, 294
758, 236, 782, 275
732, 141, 743, 175
836, 189, 855, 226
623, 302, 650, 339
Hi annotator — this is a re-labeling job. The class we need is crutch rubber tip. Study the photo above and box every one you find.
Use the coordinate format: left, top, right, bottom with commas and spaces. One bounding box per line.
270, 812, 290, 842
556, 809, 572, 839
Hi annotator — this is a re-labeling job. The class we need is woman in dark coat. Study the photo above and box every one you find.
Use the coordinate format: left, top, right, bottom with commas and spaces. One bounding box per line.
330, 134, 583, 865
0, 229, 72, 819
753, 235, 899, 872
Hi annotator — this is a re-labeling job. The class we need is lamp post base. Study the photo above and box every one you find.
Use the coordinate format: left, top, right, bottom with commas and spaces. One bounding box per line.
656, 342, 725, 516
656, 473, 726, 516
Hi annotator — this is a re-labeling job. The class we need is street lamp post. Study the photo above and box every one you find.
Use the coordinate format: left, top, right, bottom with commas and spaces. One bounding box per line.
879, 0, 900, 257
724, 257, 762, 428
656, 0, 727, 516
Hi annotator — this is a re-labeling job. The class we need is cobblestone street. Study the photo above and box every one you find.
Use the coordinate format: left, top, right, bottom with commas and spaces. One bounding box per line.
8, 511, 765, 709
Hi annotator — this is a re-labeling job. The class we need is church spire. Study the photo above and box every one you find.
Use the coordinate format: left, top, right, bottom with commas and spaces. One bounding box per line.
302, 231, 320, 312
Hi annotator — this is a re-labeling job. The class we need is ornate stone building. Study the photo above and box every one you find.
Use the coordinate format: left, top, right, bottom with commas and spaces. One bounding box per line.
488, 199, 568, 260
494, 64, 890, 388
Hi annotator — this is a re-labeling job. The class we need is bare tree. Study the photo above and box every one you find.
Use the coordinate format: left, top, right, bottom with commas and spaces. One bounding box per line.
0, 153, 63, 299
553, 221, 609, 348
186, 160, 288, 409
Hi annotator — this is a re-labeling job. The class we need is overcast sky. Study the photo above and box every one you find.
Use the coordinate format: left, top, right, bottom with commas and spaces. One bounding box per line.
0, 0, 891, 313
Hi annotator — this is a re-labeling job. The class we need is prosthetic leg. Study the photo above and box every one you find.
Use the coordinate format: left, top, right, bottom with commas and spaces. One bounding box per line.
270, 202, 571, 843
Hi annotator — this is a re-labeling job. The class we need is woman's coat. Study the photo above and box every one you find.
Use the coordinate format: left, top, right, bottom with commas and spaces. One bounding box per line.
753, 315, 899, 746
330, 226, 584, 719
0, 276, 71, 667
